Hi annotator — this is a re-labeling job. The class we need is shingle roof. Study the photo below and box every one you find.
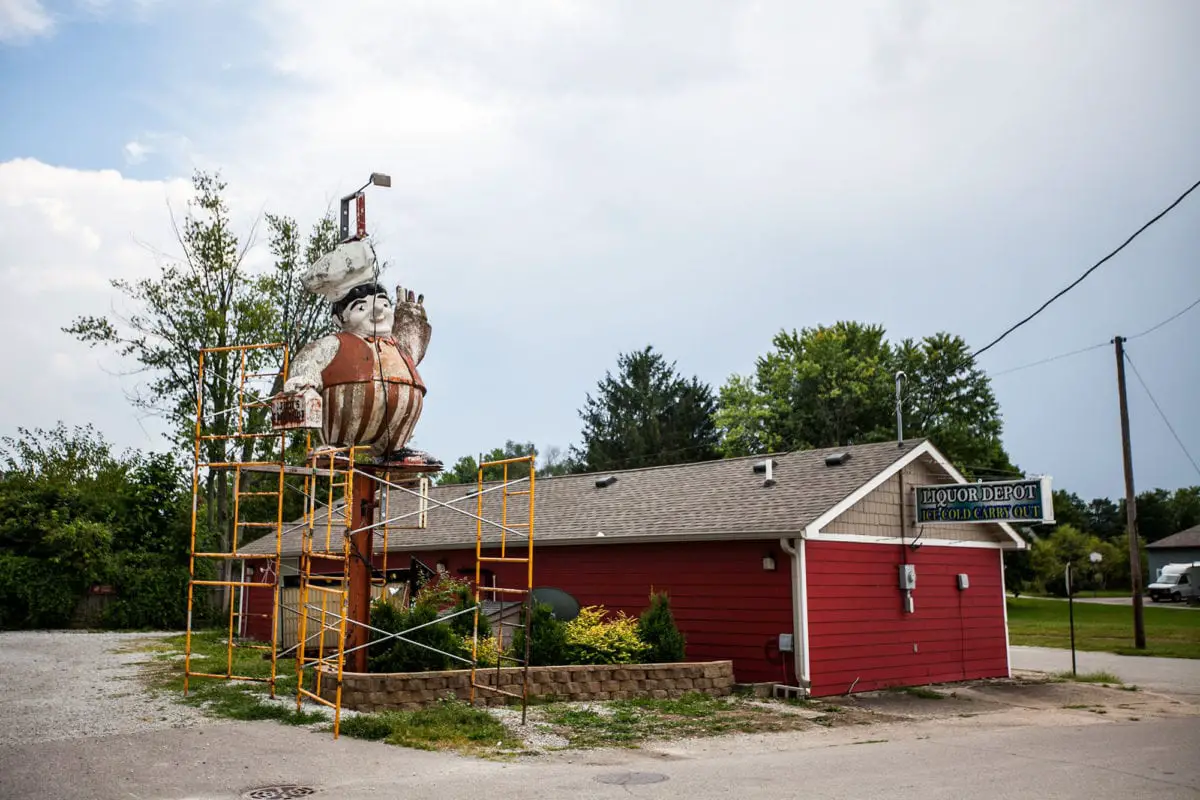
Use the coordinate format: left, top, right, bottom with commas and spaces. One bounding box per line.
1147, 524, 1200, 550
241, 438, 934, 558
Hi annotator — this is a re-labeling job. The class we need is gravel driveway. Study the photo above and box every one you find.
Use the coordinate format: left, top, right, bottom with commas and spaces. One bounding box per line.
0, 630, 208, 747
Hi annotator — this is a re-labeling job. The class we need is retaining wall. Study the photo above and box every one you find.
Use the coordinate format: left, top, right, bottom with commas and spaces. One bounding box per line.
322, 661, 736, 711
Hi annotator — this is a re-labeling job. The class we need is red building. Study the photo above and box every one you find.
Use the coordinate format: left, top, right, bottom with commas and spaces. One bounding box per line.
241, 439, 1025, 697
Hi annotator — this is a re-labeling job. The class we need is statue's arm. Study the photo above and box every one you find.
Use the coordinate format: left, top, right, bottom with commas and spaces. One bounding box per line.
392, 287, 432, 365
283, 335, 340, 394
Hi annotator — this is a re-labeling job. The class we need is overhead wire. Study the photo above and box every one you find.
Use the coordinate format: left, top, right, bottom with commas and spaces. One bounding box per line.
1128, 293, 1200, 341
971, 176, 1200, 359
1122, 349, 1200, 480
988, 341, 1109, 378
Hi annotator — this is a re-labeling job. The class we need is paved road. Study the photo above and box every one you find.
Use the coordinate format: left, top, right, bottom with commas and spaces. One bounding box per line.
1011, 645, 1200, 697
1032, 595, 1199, 610
2, 712, 1198, 799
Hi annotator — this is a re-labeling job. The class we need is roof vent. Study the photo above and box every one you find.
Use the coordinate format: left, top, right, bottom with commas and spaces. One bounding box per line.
595, 475, 617, 488
825, 452, 851, 467
754, 459, 776, 488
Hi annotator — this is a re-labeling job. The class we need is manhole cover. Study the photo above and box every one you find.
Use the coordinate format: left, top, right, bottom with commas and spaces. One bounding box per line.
594, 772, 669, 786
241, 786, 318, 799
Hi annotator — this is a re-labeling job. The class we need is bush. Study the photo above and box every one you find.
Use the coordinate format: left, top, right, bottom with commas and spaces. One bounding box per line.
367, 600, 469, 673
564, 605, 650, 665
101, 552, 191, 629
511, 602, 570, 666
638, 591, 686, 663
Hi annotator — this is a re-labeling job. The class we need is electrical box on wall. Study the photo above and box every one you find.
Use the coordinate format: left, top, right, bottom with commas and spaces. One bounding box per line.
898, 564, 917, 590
957, 573, 969, 590
779, 633, 794, 653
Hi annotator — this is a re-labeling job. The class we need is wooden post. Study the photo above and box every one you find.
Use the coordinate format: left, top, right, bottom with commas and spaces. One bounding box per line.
1114, 336, 1146, 650
347, 470, 376, 672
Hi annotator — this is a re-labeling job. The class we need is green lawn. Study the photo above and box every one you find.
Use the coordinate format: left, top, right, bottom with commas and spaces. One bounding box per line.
1007, 598, 1200, 659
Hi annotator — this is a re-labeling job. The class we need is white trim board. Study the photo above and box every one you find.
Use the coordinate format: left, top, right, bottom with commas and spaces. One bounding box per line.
805, 531, 1021, 550
803, 440, 1026, 549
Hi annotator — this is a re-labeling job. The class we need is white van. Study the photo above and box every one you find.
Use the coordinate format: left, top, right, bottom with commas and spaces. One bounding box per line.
1147, 562, 1200, 603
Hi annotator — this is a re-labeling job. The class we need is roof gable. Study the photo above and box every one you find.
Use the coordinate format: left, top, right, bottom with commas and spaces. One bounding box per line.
1147, 524, 1200, 549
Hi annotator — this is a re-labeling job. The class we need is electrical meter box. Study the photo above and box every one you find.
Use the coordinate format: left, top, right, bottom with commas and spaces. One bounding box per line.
779, 633, 794, 653
899, 564, 917, 590
957, 573, 970, 590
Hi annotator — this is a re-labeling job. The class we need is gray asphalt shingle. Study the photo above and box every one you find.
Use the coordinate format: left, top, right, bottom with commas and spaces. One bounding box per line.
240, 439, 930, 557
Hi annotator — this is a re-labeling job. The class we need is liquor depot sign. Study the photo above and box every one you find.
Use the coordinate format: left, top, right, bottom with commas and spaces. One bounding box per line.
913, 477, 1054, 525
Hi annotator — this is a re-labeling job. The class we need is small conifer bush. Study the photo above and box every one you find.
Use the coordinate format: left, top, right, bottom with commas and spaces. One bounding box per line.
638, 591, 686, 663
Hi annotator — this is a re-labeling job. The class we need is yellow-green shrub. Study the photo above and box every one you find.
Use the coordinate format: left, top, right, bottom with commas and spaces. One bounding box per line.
564, 605, 651, 665
465, 634, 505, 668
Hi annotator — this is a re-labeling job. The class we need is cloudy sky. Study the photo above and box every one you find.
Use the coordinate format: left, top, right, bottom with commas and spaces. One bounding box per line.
1, 0, 1197, 504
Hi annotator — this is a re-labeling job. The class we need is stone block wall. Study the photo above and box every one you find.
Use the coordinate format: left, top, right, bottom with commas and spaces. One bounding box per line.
320, 661, 735, 712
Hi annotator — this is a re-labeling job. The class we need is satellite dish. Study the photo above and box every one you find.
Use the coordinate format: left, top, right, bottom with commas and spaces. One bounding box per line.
531, 587, 581, 622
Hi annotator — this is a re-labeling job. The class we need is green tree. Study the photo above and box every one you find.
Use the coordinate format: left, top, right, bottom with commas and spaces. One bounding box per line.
572, 346, 719, 472
1172, 487, 1200, 532
715, 323, 1012, 475
436, 441, 540, 486
638, 591, 686, 663
64, 170, 342, 575
891, 333, 1012, 476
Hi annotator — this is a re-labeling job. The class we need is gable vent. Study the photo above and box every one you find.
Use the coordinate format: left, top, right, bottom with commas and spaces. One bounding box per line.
595, 475, 618, 488
825, 452, 851, 467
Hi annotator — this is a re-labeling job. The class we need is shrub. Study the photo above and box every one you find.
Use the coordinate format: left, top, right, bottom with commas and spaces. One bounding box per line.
564, 605, 650, 665
638, 591, 686, 663
367, 600, 468, 673
511, 602, 570, 666
465, 634, 505, 667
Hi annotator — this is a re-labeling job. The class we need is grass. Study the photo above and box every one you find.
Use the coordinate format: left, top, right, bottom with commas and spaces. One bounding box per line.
1006, 597, 1200, 659
1052, 670, 1123, 685
140, 630, 521, 755
339, 700, 522, 753
891, 686, 945, 700
541, 692, 815, 748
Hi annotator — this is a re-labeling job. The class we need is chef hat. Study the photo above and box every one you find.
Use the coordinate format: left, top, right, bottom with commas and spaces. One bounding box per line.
301, 239, 383, 303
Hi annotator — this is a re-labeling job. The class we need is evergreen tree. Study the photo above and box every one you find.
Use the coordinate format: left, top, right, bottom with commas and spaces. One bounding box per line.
572, 346, 719, 472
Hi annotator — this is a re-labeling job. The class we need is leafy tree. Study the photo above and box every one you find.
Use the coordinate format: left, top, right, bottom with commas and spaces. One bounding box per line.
572, 346, 719, 472
436, 441, 539, 486
1173, 487, 1200, 532
1086, 498, 1123, 541
0, 424, 204, 630
891, 333, 1012, 476
715, 323, 1013, 476
64, 170, 343, 583
1127, 489, 1177, 544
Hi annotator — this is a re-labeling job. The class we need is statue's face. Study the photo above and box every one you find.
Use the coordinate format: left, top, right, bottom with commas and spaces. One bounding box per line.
340, 292, 394, 337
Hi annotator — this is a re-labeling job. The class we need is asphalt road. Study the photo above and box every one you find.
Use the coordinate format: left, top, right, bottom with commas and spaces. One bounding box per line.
1011, 645, 1200, 697
2, 713, 1197, 799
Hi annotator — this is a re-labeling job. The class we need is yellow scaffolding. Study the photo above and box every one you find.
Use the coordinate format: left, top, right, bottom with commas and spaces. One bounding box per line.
184, 342, 291, 698
184, 340, 536, 737
470, 454, 536, 722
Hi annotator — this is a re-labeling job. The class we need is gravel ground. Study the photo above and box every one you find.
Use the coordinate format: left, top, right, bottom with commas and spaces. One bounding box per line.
0, 630, 210, 747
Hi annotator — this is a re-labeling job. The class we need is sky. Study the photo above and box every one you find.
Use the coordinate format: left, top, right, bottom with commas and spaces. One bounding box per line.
0, 0, 1197, 505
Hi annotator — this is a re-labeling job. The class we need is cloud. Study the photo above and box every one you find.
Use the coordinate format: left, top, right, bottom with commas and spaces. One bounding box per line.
1, 0, 1198, 499
0, 0, 54, 43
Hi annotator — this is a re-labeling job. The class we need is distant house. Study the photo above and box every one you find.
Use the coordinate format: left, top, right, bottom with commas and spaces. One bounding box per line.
240, 438, 1025, 697
1146, 524, 1200, 583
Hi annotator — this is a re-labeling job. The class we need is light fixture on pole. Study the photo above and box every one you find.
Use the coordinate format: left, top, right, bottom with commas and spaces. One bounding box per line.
340, 172, 393, 242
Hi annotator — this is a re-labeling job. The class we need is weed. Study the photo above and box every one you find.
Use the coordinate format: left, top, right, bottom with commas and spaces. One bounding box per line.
339, 700, 522, 753
852, 739, 887, 745
1052, 671, 1123, 685
888, 686, 944, 700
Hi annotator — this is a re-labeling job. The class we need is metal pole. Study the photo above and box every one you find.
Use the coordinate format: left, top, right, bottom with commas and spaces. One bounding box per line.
1114, 336, 1146, 649
1066, 562, 1076, 676
895, 371, 906, 446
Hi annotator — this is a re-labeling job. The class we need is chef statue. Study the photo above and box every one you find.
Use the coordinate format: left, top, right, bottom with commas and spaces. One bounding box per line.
276, 238, 440, 468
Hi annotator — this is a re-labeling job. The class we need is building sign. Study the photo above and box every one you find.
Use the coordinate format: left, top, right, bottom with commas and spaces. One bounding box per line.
913, 477, 1054, 525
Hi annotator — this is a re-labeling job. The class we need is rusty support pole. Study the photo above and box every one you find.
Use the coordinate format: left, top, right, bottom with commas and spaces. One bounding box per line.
347, 469, 376, 673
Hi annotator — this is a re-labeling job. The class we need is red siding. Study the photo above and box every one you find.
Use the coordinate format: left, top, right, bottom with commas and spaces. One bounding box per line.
245, 540, 794, 683
805, 541, 1007, 697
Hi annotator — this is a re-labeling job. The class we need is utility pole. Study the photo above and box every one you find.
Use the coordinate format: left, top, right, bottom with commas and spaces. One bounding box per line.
1113, 336, 1146, 650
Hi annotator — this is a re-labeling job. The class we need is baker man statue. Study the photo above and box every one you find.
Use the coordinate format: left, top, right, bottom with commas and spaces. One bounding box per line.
280, 239, 440, 467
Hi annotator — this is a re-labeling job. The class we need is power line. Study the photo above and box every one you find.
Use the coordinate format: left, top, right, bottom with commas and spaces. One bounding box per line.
1129, 293, 1200, 341
1122, 348, 1200, 480
972, 177, 1200, 359
989, 341, 1109, 378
